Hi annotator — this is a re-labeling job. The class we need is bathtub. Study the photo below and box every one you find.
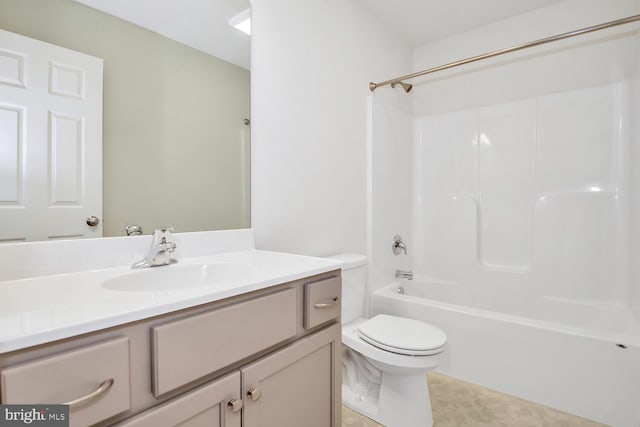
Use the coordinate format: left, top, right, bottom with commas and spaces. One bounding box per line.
371, 281, 640, 427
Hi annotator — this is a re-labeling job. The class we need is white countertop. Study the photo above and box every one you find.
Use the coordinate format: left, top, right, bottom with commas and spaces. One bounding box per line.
0, 249, 341, 353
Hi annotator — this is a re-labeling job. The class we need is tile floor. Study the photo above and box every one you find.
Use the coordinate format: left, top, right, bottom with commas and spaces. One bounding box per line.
341, 372, 608, 427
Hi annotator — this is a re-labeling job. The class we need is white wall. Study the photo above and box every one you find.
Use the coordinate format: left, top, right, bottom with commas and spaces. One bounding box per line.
250, 0, 411, 256
412, 0, 639, 116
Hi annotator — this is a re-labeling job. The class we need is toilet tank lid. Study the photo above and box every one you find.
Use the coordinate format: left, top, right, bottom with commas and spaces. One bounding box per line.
325, 253, 367, 269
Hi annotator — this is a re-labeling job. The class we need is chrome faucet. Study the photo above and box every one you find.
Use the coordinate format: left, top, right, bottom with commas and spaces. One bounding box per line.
395, 269, 413, 280
392, 235, 407, 255
132, 228, 177, 268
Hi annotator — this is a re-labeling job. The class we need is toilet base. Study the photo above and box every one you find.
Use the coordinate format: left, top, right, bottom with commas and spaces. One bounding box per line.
343, 372, 433, 427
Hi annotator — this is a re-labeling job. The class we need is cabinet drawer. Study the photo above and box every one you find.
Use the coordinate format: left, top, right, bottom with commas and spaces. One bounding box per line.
0, 337, 131, 427
116, 372, 241, 427
304, 276, 341, 329
152, 288, 297, 396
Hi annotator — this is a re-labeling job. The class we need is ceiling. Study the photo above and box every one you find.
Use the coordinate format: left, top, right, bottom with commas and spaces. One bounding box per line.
351, 0, 566, 46
72, 0, 251, 69
72, 0, 567, 70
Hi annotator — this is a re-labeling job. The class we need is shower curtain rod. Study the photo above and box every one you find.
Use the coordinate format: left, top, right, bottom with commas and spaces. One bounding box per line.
369, 13, 640, 93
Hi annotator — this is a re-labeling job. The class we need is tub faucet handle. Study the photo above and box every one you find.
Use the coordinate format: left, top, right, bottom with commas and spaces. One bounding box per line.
392, 235, 407, 255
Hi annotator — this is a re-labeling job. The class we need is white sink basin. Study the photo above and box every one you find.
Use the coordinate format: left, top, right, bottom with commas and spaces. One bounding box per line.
102, 263, 254, 292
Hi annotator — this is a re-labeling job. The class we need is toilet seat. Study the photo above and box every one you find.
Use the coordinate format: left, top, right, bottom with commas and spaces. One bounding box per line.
357, 314, 447, 356
342, 322, 442, 372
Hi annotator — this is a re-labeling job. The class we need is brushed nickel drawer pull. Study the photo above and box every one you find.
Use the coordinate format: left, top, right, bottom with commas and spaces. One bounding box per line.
314, 297, 339, 309
64, 378, 114, 408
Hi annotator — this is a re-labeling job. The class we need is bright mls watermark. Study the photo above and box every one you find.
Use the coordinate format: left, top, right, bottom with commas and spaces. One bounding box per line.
0, 405, 68, 427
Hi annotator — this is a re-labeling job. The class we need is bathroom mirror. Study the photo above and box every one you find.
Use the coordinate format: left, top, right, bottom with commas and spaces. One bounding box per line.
0, 0, 251, 240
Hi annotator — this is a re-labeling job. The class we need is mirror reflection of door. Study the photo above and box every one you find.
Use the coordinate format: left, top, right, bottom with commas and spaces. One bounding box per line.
0, 29, 103, 242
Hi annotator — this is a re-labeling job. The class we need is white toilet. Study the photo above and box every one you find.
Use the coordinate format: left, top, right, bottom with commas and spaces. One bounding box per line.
329, 254, 447, 427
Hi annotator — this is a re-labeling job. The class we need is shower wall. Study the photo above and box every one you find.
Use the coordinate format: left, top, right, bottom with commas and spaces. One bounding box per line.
369, 0, 640, 310
368, 92, 413, 297
632, 0, 640, 315
414, 83, 630, 304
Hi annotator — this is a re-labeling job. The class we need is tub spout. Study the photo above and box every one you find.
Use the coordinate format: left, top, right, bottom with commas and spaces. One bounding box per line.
395, 269, 413, 280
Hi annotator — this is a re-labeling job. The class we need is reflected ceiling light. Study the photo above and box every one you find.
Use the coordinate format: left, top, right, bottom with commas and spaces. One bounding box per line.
229, 8, 251, 35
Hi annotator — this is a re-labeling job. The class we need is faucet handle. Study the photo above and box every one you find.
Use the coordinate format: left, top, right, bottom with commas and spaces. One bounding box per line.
125, 224, 143, 236
152, 227, 175, 243
392, 235, 407, 255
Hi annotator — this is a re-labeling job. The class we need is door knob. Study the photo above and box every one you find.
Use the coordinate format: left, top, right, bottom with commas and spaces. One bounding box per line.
86, 216, 100, 226
247, 386, 262, 401
227, 398, 243, 413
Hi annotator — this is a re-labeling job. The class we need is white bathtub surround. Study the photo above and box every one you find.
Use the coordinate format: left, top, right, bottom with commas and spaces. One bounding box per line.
369, 86, 640, 425
631, 7, 640, 326
368, 2, 640, 426
412, 82, 632, 300
0, 229, 341, 353
367, 94, 414, 297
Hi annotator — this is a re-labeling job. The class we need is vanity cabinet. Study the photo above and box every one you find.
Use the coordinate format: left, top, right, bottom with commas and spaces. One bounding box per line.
242, 324, 340, 427
116, 372, 241, 427
120, 324, 340, 427
0, 270, 341, 427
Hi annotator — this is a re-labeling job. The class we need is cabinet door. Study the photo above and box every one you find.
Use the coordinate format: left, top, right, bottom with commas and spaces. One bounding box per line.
242, 324, 341, 427
116, 372, 241, 427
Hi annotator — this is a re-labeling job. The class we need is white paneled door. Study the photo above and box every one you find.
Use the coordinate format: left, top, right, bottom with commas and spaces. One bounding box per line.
0, 29, 103, 242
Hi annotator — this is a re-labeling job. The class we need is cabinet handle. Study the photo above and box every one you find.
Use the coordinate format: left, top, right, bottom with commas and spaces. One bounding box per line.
227, 398, 243, 413
314, 297, 339, 309
247, 386, 262, 401
63, 378, 114, 409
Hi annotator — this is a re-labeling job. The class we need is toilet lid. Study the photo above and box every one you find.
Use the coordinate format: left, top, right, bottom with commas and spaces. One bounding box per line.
357, 314, 447, 356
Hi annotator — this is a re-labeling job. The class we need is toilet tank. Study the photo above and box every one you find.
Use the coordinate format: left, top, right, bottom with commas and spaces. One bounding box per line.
325, 254, 367, 324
